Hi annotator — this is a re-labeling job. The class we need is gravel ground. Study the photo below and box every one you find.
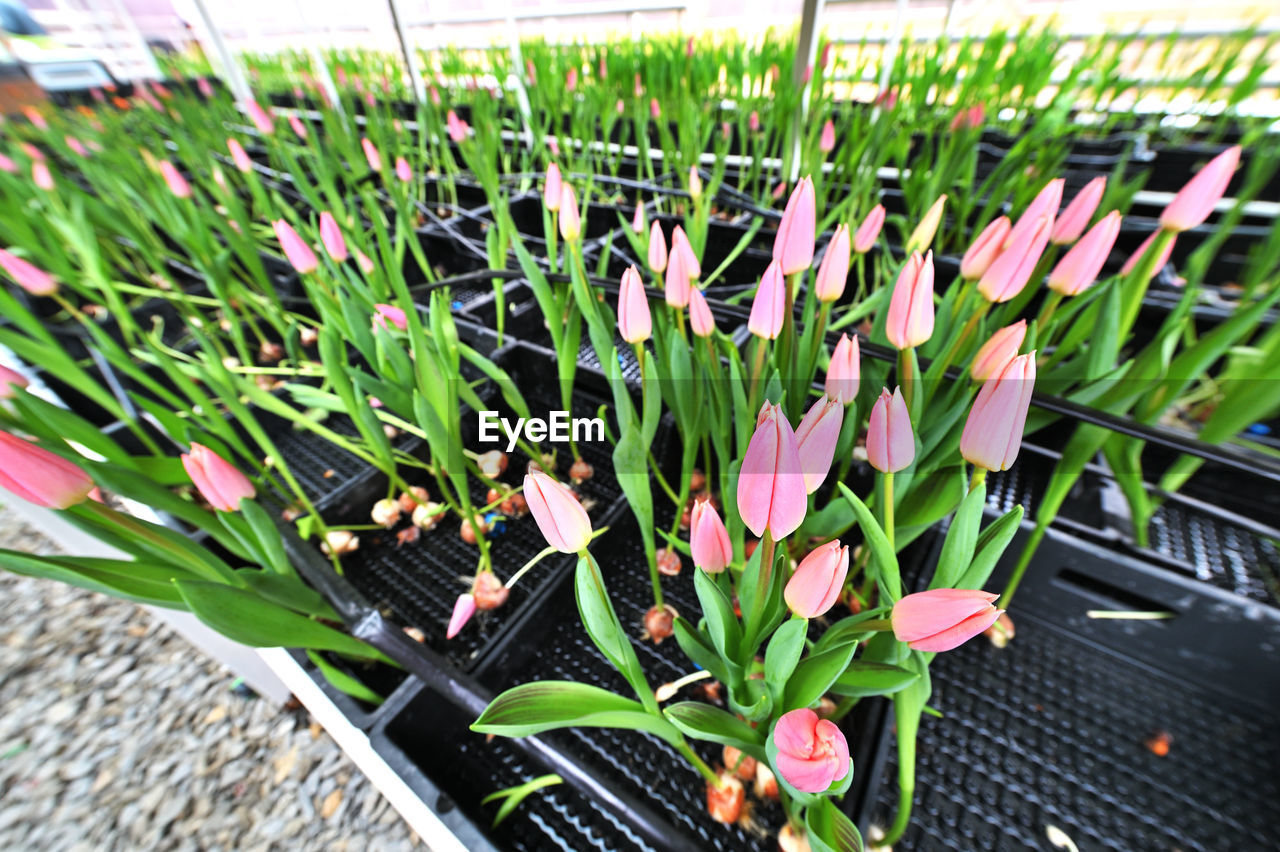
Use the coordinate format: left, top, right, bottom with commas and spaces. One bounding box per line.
0, 506, 418, 851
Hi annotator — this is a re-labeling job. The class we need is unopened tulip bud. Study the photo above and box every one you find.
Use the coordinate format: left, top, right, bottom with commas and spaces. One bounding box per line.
361, 137, 382, 171
648, 221, 668, 273
785, 540, 850, 617
182, 443, 255, 512
631, 203, 644, 233
853, 204, 885, 254
159, 161, 190, 198
319, 212, 348, 262
559, 184, 581, 241
970, 320, 1027, 382
959, 216, 1010, 280
961, 352, 1036, 472
885, 251, 934, 349
373, 303, 408, 332
905, 195, 947, 255
672, 225, 700, 279
688, 166, 703, 202
814, 224, 850, 303
650, 98, 661, 119
617, 266, 651, 344
866, 387, 914, 473
227, 138, 253, 173
772, 708, 850, 794
892, 588, 1002, 652
524, 471, 592, 553
737, 401, 807, 539
825, 334, 860, 405
1160, 146, 1241, 232
978, 216, 1050, 303
245, 100, 274, 134
664, 243, 691, 309
272, 220, 319, 274
1051, 176, 1106, 245
288, 114, 308, 139
794, 395, 843, 494
1048, 211, 1121, 296
32, 161, 53, 191
820, 119, 836, 153
748, 261, 786, 340
690, 499, 732, 573
1006, 178, 1063, 249
689, 287, 716, 337
446, 110, 469, 142
0, 431, 93, 509
0, 249, 57, 296
749, 111, 760, 132
544, 163, 562, 212
446, 593, 476, 638
395, 156, 412, 183
774, 177, 816, 275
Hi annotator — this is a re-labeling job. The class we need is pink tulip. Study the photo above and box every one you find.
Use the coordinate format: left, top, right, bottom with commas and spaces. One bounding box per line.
892, 588, 1002, 652
748, 261, 787, 340
1048, 211, 1121, 296
961, 352, 1036, 472
664, 242, 691, 309
65, 136, 88, 157
0, 431, 93, 509
690, 499, 732, 573
905, 195, 947, 254
1051, 177, 1106, 244
0, 154, 16, 174
565, 67, 578, 92
853, 205, 885, 254
749, 111, 760, 132
21, 143, 45, 163
160, 161, 191, 198
885, 251, 934, 350
672, 226, 701, 279
288, 114, 309, 140
181, 443, 255, 512
227, 138, 253, 173
245, 100, 274, 134
794, 394, 843, 494
970, 320, 1027, 382
524, 471, 593, 553
618, 266, 651, 344
689, 288, 716, 337
825, 334, 860, 405
784, 540, 850, 618
616, 99, 625, 114
271, 220, 319, 274
650, 98, 661, 119
631, 203, 644, 233
428, 85, 441, 106
1005, 179, 1063, 250
446, 110, 469, 142
446, 593, 476, 639
319, 212, 348, 263
197, 77, 214, 98
395, 156, 412, 183
949, 104, 985, 131
814, 224, 850, 303
688, 166, 703, 201
0, 364, 29, 397
356, 250, 376, 275
819, 42, 833, 69
772, 708, 850, 794
819, 119, 836, 153
1161, 146, 1241, 232
0, 249, 57, 296
559, 184, 581, 241
737, 402, 807, 539
1120, 230, 1176, 277
866, 387, 914, 473
648, 221, 668, 273
978, 216, 1050, 303
22, 106, 47, 130
548, 137, 561, 161
960, 216, 1011, 281
361, 138, 382, 171
373, 304, 408, 332
544, 163, 563, 212
634, 73, 643, 98
32, 161, 53, 191
773, 177, 816, 275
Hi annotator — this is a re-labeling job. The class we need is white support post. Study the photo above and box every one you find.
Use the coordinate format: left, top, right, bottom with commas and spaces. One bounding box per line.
187, 0, 252, 105
878, 0, 909, 96
788, 0, 825, 183
387, 0, 428, 105
288, 0, 344, 117
505, 13, 535, 149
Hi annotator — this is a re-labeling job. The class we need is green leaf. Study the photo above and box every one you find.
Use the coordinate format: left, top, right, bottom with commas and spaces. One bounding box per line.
960, 506, 1023, 590
828, 660, 919, 698
482, 775, 563, 828
673, 617, 731, 686
805, 797, 864, 852
837, 483, 900, 600
694, 569, 742, 661
306, 651, 385, 706
931, 483, 986, 589
663, 702, 765, 758
783, 639, 859, 712
0, 550, 189, 608
574, 555, 656, 712
764, 617, 808, 692
471, 681, 680, 745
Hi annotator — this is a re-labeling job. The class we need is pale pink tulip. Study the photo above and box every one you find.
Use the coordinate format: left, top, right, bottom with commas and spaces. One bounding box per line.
319, 212, 348, 263
736, 402, 807, 539
892, 589, 1002, 652
1048, 211, 1121, 296
1160, 146, 1241, 232
182, 443, 255, 512
853, 205, 885, 254
885, 252, 934, 349
748, 261, 786, 340
978, 216, 1050, 303
960, 217, 1011, 281
524, 471, 593, 553
814, 224, 850, 303
793, 395, 843, 493
271, 220, 319, 274
961, 352, 1036, 471
773, 177, 816, 275
784, 540, 849, 618
866, 387, 914, 473
690, 500, 732, 574
689, 288, 716, 337
0, 249, 56, 295
970, 320, 1027, 382
825, 334, 860, 405
0, 431, 93, 509
648, 221, 667, 273
618, 266, 651, 344
1051, 177, 1106, 244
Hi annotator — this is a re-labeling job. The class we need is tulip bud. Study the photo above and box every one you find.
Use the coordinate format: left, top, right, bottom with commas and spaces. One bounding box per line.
32, 161, 54, 191
866, 387, 914, 473
978, 216, 1050, 303
689, 287, 716, 338
0, 364, 29, 397
1048, 211, 1121, 296
361, 137, 382, 171
749, 111, 760, 132
631, 203, 644, 233
271, 220, 319, 274
1051, 176, 1106, 244
819, 119, 835, 153
773, 177, 816, 275
905, 195, 946, 255
524, 471, 592, 553
446, 110, 469, 142
1120, 230, 1176, 277
227, 138, 253, 173
0, 154, 16, 174
772, 708, 850, 794
159, 161, 191, 198
885, 251, 934, 350
197, 77, 213, 98
784, 540, 850, 617
671, 226, 701, 279
688, 166, 703, 202
690, 499, 732, 573
245, 100, 274, 134
737, 402, 807, 539
650, 98, 661, 119
618, 266, 651, 344
0, 249, 57, 296
748, 261, 786, 340
182, 443, 255, 512
65, 136, 88, 157
446, 593, 476, 638
544, 163, 562, 212
289, 114, 308, 139
960, 216, 1011, 281
395, 156, 412, 183
356, 250, 376, 275
373, 303, 408, 332
648, 221, 668, 273
0, 431, 94, 509
1160, 146, 1240, 232
794, 395, 843, 494
814, 224, 850, 303
319, 212, 348, 262
825, 334, 860, 405
970, 320, 1026, 382
565, 67, 578, 92
558, 184, 581, 242
664, 243, 691, 309
961, 352, 1036, 472
892, 588, 1002, 652
1005, 178, 1063, 249
853, 204, 885, 254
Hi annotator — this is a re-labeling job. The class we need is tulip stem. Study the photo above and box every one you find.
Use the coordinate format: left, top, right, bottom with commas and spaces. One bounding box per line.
548, 211, 559, 275
1036, 291, 1064, 329
747, 338, 769, 412
677, 740, 721, 787
897, 348, 918, 420
969, 467, 988, 493
883, 473, 895, 552
1000, 523, 1044, 610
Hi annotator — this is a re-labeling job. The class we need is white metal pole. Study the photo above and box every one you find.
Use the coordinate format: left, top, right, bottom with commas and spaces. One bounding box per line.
187, 0, 252, 105
387, 0, 428, 105
788, 0, 825, 183
505, 13, 535, 149
288, 0, 343, 117
878, 0, 908, 96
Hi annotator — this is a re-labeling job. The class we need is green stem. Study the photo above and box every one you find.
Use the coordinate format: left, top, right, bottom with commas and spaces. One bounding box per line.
884, 472, 895, 552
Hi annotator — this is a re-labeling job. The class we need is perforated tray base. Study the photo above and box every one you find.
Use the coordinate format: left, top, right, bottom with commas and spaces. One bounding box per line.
1143, 501, 1280, 606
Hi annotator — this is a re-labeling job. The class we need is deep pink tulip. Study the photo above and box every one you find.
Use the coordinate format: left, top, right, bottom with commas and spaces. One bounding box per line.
446, 110, 469, 142
446, 593, 476, 638
825, 333, 860, 405
566, 67, 578, 92
650, 98, 661, 119
892, 588, 1002, 652
361, 137, 382, 171
182, 443, 255, 512
960, 216, 1011, 281
748, 261, 786, 340
0, 364, 29, 397
618, 266, 652, 344
672, 225, 700, 279
373, 304, 408, 332
227, 138, 253, 173
814, 224, 850, 303
853, 205, 885, 254
648, 221, 668, 273
159, 161, 190, 198
784, 540, 850, 618
559, 184, 582, 241
664, 242, 691, 308
772, 708, 850, 794
271, 220, 319, 274
1161, 146, 1241, 232
689, 288, 716, 337
197, 77, 213, 98
866, 387, 914, 473
1005, 179, 1063, 250
524, 471, 593, 553
0, 431, 93, 509
1120, 230, 1176, 277
32, 161, 53, 191
0, 249, 57, 295
690, 499, 732, 574
794, 395, 843, 494
978, 216, 1050, 303
773, 177, 816, 275
1048, 211, 1121, 296
885, 251, 934, 350
395, 156, 412, 183
1051, 177, 1106, 244
289, 114, 309, 140
319, 212, 348, 263
737, 402, 807, 539
961, 352, 1036, 472
819, 119, 835, 153
544, 163, 563, 212
245, 100, 274, 134
970, 320, 1027, 382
